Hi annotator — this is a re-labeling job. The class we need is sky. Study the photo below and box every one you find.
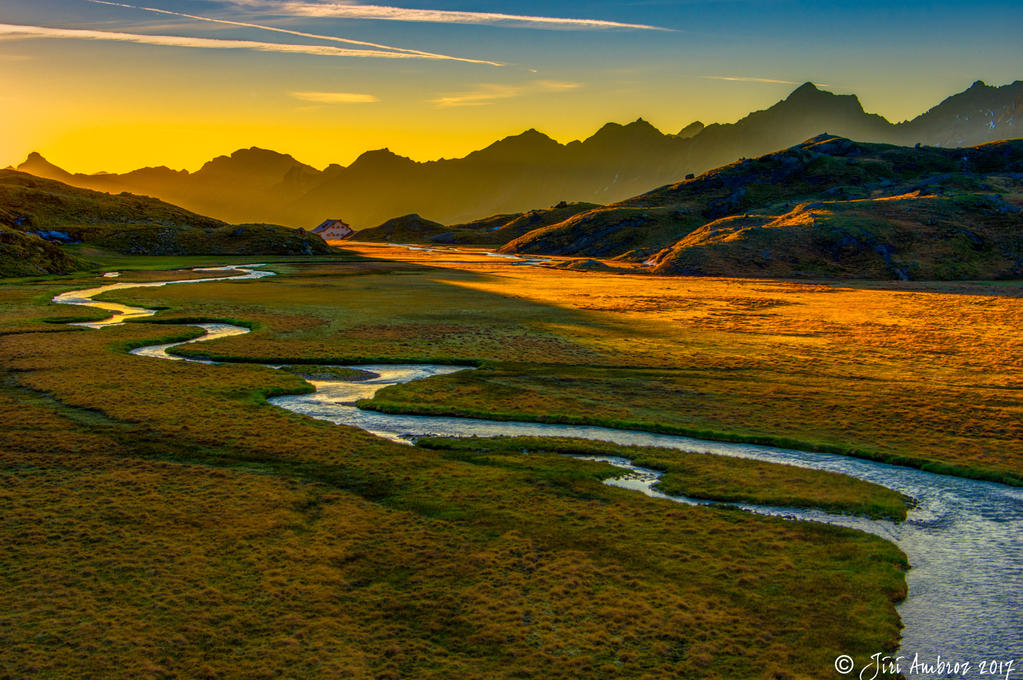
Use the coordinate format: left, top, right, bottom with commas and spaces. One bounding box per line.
2, 0, 1022, 173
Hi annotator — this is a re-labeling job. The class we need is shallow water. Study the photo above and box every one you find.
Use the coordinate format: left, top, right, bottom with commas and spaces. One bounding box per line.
52, 264, 273, 328
54, 267, 1023, 675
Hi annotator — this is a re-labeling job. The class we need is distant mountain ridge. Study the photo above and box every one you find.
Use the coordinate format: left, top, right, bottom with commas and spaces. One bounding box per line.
17, 80, 1023, 229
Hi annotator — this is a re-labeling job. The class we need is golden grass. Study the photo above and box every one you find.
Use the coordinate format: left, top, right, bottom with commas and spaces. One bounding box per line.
98, 246, 1022, 481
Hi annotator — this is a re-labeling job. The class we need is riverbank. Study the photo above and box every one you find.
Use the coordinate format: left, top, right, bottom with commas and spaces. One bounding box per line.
359, 394, 1023, 488
93, 248, 1020, 485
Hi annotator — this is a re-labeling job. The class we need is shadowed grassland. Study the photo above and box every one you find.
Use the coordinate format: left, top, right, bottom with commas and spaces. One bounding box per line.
0, 170, 332, 259
99, 251, 1023, 483
0, 285, 908, 678
60, 244, 365, 272
415, 436, 910, 520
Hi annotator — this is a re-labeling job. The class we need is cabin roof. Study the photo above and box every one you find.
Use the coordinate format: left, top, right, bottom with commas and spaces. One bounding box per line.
313, 219, 350, 233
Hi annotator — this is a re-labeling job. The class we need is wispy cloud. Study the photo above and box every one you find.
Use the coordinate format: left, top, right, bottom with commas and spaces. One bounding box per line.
87, 0, 500, 65
701, 75, 827, 86
432, 80, 580, 108
231, 1, 670, 31
291, 91, 379, 103
0, 22, 487, 61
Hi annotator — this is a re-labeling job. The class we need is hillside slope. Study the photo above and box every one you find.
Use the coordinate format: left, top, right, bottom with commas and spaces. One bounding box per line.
0, 170, 332, 259
451, 202, 603, 245
648, 193, 1021, 279
0, 223, 88, 277
352, 201, 601, 246
501, 136, 1023, 280
353, 213, 448, 242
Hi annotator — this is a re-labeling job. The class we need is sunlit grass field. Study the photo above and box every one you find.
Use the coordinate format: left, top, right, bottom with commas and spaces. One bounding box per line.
0, 253, 924, 678
105, 245, 1022, 484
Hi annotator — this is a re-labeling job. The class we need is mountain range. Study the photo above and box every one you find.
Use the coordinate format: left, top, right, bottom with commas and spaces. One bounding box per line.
15, 80, 1023, 230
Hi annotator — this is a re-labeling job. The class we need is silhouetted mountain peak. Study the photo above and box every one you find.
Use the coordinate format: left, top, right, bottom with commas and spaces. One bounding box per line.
123, 165, 187, 180
241, 147, 302, 166
348, 148, 417, 173
785, 82, 849, 103
591, 121, 623, 136
627, 117, 656, 129
774, 82, 867, 117
467, 129, 562, 163
585, 118, 666, 148
197, 147, 311, 180
788, 81, 821, 98
900, 79, 1023, 146
17, 152, 73, 181
677, 121, 705, 138
13, 79, 1020, 231
500, 129, 559, 147
625, 118, 663, 135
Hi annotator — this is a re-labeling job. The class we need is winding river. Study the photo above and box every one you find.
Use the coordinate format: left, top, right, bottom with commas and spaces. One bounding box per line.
54, 265, 1022, 677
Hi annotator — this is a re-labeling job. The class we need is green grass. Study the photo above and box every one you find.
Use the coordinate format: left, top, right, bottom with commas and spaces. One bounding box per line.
416, 436, 911, 520
361, 365, 1023, 488
278, 364, 378, 381
89, 255, 1022, 483
0, 224, 89, 277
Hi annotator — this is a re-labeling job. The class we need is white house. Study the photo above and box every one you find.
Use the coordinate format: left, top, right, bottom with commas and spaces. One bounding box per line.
312, 219, 354, 241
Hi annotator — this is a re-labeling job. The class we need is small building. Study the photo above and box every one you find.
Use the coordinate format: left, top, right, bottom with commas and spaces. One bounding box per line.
312, 219, 354, 241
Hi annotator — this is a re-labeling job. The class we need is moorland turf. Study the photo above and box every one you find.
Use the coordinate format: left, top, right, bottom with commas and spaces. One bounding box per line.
100, 250, 1022, 484
415, 437, 910, 520
0, 263, 912, 678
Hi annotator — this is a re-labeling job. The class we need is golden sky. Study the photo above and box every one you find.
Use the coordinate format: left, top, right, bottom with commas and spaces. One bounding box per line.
2, 0, 1022, 173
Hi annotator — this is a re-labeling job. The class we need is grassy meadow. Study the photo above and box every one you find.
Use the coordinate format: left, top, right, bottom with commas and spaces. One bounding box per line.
415, 436, 910, 520
0, 257, 915, 679
102, 245, 1022, 484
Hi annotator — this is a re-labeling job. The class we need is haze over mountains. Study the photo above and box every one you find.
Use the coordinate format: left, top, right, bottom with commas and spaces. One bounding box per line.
16, 80, 1023, 230
0, 169, 330, 276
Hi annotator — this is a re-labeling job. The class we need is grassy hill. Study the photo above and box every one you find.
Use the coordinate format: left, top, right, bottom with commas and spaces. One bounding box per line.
0, 170, 332, 266
444, 201, 602, 245
648, 192, 1021, 279
0, 223, 88, 277
353, 213, 448, 242
353, 202, 602, 246
501, 136, 1023, 279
